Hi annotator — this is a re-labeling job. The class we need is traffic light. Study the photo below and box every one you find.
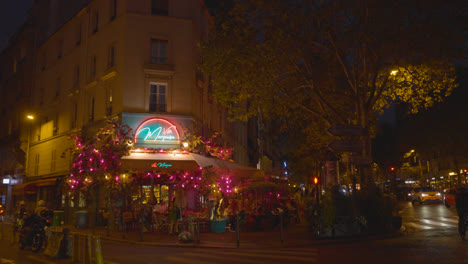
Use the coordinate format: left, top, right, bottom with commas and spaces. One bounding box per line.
313, 176, 319, 185
389, 167, 395, 172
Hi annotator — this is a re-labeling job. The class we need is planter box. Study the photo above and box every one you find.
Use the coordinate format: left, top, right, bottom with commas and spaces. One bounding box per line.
210, 220, 227, 233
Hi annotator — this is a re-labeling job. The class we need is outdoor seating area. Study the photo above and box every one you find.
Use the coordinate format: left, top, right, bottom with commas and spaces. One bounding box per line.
106, 193, 301, 236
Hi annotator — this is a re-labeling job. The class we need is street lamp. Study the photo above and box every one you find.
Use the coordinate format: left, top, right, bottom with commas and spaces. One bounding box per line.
25, 114, 35, 176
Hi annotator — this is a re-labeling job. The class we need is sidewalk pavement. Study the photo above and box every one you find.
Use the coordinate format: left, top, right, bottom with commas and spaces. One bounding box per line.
1, 217, 402, 249
61, 223, 316, 249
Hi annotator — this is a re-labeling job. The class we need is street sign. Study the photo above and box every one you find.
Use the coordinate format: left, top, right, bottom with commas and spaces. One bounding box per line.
327, 125, 364, 136
329, 140, 362, 153
342, 155, 372, 165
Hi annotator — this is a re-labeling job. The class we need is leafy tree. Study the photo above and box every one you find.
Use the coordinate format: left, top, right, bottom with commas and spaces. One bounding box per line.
65, 119, 133, 230
397, 66, 468, 185
200, 0, 463, 187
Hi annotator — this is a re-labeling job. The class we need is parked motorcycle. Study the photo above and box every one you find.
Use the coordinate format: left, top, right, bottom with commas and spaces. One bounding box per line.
18, 210, 52, 252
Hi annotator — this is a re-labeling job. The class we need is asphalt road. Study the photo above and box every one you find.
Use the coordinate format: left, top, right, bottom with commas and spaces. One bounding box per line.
1, 201, 467, 264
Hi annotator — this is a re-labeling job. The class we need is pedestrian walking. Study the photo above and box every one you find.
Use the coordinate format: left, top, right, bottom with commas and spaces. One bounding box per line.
12, 201, 27, 244
169, 202, 180, 235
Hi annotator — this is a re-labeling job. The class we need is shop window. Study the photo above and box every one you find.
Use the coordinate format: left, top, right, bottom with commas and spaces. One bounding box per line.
151, 0, 168, 16
150, 39, 167, 64
155, 185, 169, 204
149, 83, 166, 112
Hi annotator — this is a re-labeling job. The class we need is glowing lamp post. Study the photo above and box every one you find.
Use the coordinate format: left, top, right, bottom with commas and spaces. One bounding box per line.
25, 114, 35, 176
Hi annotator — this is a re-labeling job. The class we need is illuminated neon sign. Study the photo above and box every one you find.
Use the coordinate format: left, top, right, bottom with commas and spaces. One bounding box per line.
135, 118, 180, 144
151, 162, 173, 168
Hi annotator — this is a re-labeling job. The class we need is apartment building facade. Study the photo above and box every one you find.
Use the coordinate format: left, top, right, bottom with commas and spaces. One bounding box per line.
0, 0, 253, 213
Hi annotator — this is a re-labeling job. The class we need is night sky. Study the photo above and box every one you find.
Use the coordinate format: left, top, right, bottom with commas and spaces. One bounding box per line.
0, 0, 34, 52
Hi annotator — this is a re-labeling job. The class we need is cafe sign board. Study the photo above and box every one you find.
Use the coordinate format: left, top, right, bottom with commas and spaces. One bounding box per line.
134, 118, 180, 147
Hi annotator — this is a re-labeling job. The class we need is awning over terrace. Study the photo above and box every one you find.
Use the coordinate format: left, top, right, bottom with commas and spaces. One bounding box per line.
121, 152, 258, 177
12, 177, 59, 195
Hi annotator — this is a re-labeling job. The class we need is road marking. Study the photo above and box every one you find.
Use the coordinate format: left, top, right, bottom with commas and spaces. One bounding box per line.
218, 248, 318, 257
167, 256, 214, 264
198, 250, 316, 262
184, 252, 272, 264
104, 261, 120, 264
1, 258, 16, 264
184, 251, 316, 263
439, 217, 459, 224
419, 219, 455, 227
26, 256, 55, 264
405, 223, 434, 230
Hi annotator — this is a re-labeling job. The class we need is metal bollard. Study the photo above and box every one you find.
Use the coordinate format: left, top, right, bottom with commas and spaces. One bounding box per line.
196, 219, 200, 244
0, 221, 3, 240
280, 213, 284, 245
236, 213, 240, 248
83, 235, 92, 264
72, 233, 80, 263
94, 236, 104, 264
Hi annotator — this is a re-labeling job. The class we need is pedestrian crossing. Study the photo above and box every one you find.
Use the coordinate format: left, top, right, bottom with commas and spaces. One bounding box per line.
404, 216, 459, 232
164, 247, 319, 264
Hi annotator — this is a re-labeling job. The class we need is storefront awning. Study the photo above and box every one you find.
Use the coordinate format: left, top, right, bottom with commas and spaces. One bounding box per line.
121, 153, 200, 172
121, 152, 258, 176
12, 177, 59, 196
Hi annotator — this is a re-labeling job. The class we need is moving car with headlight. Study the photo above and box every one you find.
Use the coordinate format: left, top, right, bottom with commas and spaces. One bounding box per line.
411, 187, 442, 204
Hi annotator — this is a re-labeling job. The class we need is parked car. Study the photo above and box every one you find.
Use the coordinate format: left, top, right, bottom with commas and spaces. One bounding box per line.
411, 187, 442, 204
444, 188, 458, 208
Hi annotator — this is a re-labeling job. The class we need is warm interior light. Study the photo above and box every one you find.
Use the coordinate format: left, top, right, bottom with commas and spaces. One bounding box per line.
390, 70, 398, 75
182, 142, 189, 148
27, 115, 34, 120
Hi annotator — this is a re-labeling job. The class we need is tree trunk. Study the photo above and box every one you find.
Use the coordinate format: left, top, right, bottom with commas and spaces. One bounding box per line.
357, 99, 375, 191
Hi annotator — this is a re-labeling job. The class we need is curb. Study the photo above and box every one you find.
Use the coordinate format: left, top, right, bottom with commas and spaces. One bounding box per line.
95, 228, 402, 249
98, 235, 244, 249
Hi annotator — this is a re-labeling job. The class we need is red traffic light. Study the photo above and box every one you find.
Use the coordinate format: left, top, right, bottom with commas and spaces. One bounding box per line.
313, 176, 319, 185
390, 167, 395, 172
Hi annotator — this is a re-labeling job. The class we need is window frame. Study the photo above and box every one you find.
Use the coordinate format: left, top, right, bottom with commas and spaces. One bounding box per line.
151, 0, 169, 16
149, 82, 167, 113
150, 39, 168, 64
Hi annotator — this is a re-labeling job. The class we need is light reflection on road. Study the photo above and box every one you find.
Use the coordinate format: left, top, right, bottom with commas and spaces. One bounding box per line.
402, 201, 458, 223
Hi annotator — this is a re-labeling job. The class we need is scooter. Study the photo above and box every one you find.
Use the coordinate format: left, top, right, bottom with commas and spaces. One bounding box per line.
18, 211, 52, 252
